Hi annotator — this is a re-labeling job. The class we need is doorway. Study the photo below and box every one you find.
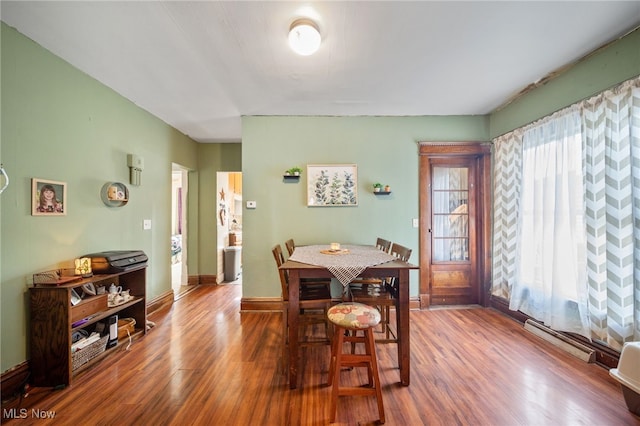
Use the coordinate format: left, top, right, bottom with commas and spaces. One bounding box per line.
216, 172, 242, 283
172, 164, 189, 299
418, 142, 491, 307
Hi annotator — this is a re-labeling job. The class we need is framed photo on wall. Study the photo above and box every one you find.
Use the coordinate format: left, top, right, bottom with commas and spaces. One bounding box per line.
307, 164, 358, 207
32, 178, 67, 216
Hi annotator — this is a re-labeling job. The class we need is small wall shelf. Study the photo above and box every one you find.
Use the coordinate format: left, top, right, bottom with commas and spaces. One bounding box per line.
374, 191, 391, 195
101, 182, 129, 207
283, 175, 301, 182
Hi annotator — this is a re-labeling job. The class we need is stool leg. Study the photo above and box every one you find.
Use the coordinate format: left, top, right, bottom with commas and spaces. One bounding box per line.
329, 328, 345, 423
365, 327, 385, 424
327, 325, 341, 387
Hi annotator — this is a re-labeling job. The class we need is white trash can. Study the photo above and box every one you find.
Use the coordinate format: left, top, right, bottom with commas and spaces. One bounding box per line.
224, 246, 242, 282
609, 341, 640, 416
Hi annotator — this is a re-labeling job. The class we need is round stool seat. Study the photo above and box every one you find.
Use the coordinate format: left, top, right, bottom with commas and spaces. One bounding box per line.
327, 302, 381, 329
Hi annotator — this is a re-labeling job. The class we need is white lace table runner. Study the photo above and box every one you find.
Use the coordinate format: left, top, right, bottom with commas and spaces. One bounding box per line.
288, 244, 396, 286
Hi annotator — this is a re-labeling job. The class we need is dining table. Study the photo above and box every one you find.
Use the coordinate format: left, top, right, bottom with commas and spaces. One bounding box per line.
279, 244, 419, 389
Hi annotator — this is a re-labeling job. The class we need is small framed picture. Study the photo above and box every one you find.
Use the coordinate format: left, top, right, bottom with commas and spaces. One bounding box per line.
32, 178, 67, 216
307, 164, 358, 207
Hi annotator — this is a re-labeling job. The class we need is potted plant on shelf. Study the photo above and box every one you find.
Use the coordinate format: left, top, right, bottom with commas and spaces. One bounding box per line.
384, 184, 391, 192
373, 183, 382, 193
285, 167, 303, 176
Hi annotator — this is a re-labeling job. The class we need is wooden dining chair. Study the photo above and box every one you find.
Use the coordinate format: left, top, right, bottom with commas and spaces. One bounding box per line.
348, 238, 392, 341
349, 241, 411, 343
375, 237, 392, 253
285, 238, 296, 256
285, 238, 332, 293
272, 244, 333, 372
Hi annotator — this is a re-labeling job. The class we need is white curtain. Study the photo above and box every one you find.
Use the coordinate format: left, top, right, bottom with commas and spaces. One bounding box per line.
509, 108, 591, 337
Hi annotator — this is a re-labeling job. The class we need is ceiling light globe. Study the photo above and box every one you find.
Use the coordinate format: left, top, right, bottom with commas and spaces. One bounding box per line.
288, 19, 321, 56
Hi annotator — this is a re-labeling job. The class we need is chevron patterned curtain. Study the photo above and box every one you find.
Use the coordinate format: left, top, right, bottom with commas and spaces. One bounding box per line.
582, 77, 640, 350
492, 76, 640, 349
491, 131, 522, 299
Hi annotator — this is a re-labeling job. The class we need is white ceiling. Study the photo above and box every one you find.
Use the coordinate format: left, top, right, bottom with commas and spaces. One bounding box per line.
2, 1, 639, 142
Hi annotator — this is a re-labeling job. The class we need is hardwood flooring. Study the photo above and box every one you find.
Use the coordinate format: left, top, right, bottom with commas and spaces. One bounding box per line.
4, 283, 637, 425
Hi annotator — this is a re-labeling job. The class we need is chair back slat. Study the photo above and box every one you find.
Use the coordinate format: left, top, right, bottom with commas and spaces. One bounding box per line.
375, 238, 392, 253
390, 243, 412, 262
285, 238, 295, 256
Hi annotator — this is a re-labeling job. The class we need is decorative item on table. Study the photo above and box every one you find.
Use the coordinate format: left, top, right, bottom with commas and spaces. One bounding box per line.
107, 288, 133, 307
74, 257, 93, 277
321, 244, 349, 255
33, 268, 81, 286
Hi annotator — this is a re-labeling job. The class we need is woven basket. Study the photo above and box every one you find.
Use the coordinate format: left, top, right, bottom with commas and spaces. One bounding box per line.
72, 335, 108, 371
118, 318, 136, 340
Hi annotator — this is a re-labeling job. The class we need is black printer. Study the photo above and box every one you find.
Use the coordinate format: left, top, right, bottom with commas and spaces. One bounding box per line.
83, 250, 148, 273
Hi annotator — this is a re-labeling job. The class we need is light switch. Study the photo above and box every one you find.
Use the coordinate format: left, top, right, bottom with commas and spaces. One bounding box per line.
246, 201, 257, 209
143, 219, 152, 230
412, 218, 419, 228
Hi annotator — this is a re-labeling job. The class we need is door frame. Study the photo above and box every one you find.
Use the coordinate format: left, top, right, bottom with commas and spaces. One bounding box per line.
418, 142, 492, 308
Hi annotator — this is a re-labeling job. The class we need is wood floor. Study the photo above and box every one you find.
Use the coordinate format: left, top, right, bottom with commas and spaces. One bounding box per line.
4, 283, 637, 425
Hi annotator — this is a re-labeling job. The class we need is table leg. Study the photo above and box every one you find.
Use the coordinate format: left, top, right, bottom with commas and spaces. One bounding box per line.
396, 268, 410, 386
288, 269, 300, 389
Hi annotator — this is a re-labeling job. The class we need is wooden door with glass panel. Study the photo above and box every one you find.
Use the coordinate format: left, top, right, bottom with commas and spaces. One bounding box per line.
427, 158, 478, 305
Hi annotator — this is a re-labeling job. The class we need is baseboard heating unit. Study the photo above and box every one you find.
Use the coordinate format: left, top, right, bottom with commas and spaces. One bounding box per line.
524, 319, 595, 363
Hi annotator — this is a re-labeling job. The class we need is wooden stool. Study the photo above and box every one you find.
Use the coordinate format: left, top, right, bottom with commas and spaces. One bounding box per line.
327, 302, 385, 424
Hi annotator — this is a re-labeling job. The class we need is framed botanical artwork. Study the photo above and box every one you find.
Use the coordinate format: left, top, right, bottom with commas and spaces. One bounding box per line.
307, 164, 358, 207
32, 178, 67, 216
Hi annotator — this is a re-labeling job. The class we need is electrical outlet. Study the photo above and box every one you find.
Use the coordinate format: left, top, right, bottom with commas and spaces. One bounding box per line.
412, 218, 419, 228
143, 219, 152, 230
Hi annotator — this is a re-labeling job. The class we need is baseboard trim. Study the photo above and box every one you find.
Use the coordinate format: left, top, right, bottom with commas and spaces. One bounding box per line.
198, 275, 217, 285
1, 361, 30, 411
240, 297, 283, 312
147, 290, 174, 315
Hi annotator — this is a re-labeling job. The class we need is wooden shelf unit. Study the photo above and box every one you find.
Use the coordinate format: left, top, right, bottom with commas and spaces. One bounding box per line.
29, 266, 147, 387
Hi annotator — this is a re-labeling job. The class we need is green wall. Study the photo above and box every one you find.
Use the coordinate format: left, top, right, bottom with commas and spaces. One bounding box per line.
0, 23, 205, 371
240, 116, 490, 299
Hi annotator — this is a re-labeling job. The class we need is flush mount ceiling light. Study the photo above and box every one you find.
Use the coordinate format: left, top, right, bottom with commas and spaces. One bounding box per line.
288, 18, 321, 56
